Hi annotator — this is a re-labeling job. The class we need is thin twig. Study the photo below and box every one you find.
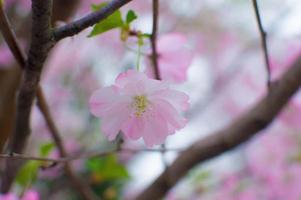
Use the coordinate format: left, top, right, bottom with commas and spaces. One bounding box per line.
150, 0, 161, 80
252, 0, 271, 88
0, 148, 183, 163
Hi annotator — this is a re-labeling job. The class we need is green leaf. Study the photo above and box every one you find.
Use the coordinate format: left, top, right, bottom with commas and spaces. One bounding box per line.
126, 10, 138, 24
142, 33, 152, 38
16, 161, 40, 187
86, 154, 130, 181
39, 142, 55, 157
89, 3, 124, 37
91, 3, 104, 11
189, 169, 211, 185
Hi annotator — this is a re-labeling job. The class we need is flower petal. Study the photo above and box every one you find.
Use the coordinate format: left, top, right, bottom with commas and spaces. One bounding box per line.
159, 49, 193, 82
150, 89, 189, 112
89, 86, 119, 117
142, 109, 168, 147
152, 99, 187, 132
101, 100, 131, 141
122, 116, 144, 140
157, 33, 188, 53
115, 69, 146, 87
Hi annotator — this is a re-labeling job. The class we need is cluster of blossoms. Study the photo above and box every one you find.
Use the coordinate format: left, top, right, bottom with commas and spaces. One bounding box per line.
89, 70, 189, 147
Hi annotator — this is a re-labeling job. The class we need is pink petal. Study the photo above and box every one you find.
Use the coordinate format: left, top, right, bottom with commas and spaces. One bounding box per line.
122, 80, 148, 96
122, 116, 144, 140
141, 109, 168, 147
150, 89, 189, 112
120, 72, 167, 96
157, 33, 187, 53
89, 86, 119, 117
145, 33, 193, 83
22, 190, 39, 200
153, 99, 187, 132
159, 50, 193, 83
115, 69, 147, 87
101, 99, 131, 141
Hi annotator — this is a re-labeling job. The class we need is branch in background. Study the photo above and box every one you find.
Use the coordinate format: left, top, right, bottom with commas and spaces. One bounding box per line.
135, 55, 301, 199
53, 0, 134, 41
37, 90, 99, 200
0, 7, 26, 67
0, 6, 22, 152
0, 3, 98, 200
252, 0, 271, 88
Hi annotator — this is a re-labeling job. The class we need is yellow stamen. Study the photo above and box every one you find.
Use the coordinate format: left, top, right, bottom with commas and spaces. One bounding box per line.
133, 95, 148, 117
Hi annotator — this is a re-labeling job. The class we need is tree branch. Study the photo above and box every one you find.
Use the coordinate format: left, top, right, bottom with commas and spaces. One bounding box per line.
135, 54, 301, 199
53, 0, 134, 41
0, 4, 99, 200
1, 0, 54, 192
252, 0, 271, 87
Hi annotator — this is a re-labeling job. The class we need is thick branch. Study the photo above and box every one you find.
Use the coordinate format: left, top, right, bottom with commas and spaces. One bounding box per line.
135, 55, 301, 199
1, 0, 54, 192
53, 0, 134, 41
252, 0, 271, 87
0, 4, 98, 200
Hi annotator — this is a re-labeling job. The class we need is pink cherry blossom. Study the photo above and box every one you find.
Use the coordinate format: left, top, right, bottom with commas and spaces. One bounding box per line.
89, 70, 189, 147
146, 33, 193, 83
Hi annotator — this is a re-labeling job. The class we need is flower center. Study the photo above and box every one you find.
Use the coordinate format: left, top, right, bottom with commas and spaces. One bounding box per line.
133, 95, 148, 117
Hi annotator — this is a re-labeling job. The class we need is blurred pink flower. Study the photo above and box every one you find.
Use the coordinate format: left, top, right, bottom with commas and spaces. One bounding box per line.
279, 101, 301, 128
0, 45, 13, 68
146, 33, 193, 83
246, 130, 297, 179
270, 42, 301, 79
0, 189, 39, 200
22, 190, 39, 200
89, 70, 189, 147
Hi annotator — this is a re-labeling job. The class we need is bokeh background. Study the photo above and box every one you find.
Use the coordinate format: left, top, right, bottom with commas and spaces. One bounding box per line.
1, 0, 301, 199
